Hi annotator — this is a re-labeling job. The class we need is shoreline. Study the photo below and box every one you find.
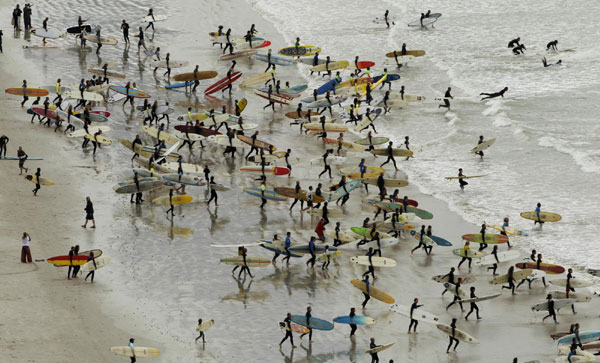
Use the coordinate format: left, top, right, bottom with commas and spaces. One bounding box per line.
0, 0, 598, 362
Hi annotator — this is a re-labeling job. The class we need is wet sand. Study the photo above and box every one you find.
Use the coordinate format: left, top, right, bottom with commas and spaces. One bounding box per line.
1, 0, 599, 362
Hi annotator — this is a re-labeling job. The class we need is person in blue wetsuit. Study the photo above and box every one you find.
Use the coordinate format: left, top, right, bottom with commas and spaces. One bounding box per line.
299, 306, 313, 342
361, 274, 371, 308
305, 236, 316, 268
534, 202, 544, 226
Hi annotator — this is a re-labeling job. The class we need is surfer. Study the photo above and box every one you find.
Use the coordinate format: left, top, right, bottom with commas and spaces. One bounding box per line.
542, 293, 558, 323
534, 202, 544, 226
410, 225, 430, 255
487, 245, 500, 275
121, 20, 129, 44
363, 247, 376, 280
306, 236, 316, 268
446, 318, 460, 353
191, 65, 201, 92
195, 319, 207, 344
17, 146, 28, 174
289, 181, 304, 212
441, 269, 455, 296
21, 80, 29, 107
0, 134, 8, 157
94, 27, 102, 54
239, 247, 253, 278
321, 245, 331, 270
318, 149, 333, 179
464, 286, 482, 320
282, 232, 292, 265
446, 277, 464, 312
457, 241, 472, 269
279, 313, 296, 348
546, 40, 558, 51
439, 87, 453, 109
502, 266, 517, 295
262, 85, 276, 111
299, 306, 313, 342
380, 141, 398, 171
145, 8, 155, 32
207, 177, 219, 207
284, 149, 293, 176
369, 337, 380, 362
128, 338, 136, 363
91, 129, 103, 155
542, 57, 562, 67
384, 10, 391, 28
478, 223, 488, 251
31, 168, 41, 196
457, 168, 468, 191
137, 27, 147, 54
512, 44, 526, 55
165, 189, 175, 216
361, 275, 371, 308
84, 251, 96, 282
507, 37, 521, 48
82, 196, 96, 228
480, 87, 508, 100
223, 29, 233, 54
408, 298, 423, 333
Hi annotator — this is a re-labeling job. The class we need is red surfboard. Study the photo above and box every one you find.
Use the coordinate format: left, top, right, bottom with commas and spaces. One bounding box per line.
31, 107, 57, 120
47, 255, 89, 266
254, 90, 292, 105
354, 61, 376, 70
515, 262, 565, 274
174, 125, 221, 137
204, 71, 243, 95
91, 110, 111, 117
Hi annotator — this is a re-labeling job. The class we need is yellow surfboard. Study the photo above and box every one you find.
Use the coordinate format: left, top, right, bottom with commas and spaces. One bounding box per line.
152, 194, 193, 206
520, 211, 562, 222
310, 60, 350, 73
351, 279, 395, 304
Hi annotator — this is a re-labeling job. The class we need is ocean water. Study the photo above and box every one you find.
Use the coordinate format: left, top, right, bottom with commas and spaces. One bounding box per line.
248, 0, 600, 268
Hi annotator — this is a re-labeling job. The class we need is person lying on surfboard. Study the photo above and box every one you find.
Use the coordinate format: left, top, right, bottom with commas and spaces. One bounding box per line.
480, 87, 508, 100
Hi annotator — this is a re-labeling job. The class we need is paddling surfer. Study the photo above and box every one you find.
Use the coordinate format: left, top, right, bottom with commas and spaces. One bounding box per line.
480, 87, 508, 100
361, 274, 371, 308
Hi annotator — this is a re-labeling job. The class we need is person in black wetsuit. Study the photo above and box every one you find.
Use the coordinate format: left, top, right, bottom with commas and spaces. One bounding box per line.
439, 87, 453, 109
165, 189, 175, 217
507, 37, 520, 48
512, 44, 526, 55
279, 313, 297, 348
318, 149, 333, 179
457, 168, 468, 191
299, 306, 313, 342
289, 181, 304, 212
121, 20, 129, 44
0, 134, 9, 158
408, 298, 423, 333
361, 274, 372, 308
487, 245, 500, 275
84, 251, 97, 282
410, 225, 429, 255
502, 266, 517, 295
480, 87, 508, 100
207, 177, 219, 207
262, 84, 276, 111
137, 27, 147, 54
446, 277, 464, 312
464, 286, 481, 320
223, 28, 233, 55
369, 337, 381, 363
31, 167, 41, 196
542, 293, 558, 323
145, 8, 155, 31
542, 57, 562, 67
446, 318, 460, 353
380, 141, 398, 171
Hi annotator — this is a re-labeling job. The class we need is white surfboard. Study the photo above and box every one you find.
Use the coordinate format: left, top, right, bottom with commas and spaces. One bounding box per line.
390, 304, 440, 324
460, 293, 501, 304
66, 126, 111, 138
471, 138, 496, 153
358, 238, 398, 250
350, 256, 396, 267
473, 250, 520, 266
81, 256, 111, 272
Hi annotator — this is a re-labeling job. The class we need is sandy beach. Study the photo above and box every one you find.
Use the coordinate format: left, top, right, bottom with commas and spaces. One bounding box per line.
1, 0, 600, 362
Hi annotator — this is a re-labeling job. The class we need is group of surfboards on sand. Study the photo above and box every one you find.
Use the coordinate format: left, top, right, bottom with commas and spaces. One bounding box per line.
1, 4, 593, 362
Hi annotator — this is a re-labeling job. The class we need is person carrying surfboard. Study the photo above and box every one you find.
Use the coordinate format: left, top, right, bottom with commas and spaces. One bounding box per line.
121, 20, 129, 44
457, 168, 468, 190
411, 225, 429, 255
299, 306, 313, 342
542, 294, 558, 323
137, 27, 147, 54
84, 251, 97, 282
362, 248, 376, 281
282, 232, 293, 265
457, 241, 472, 269
408, 298, 423, 333
95, 27, 102, 54
380, 141, 398, 171
464, 287, 482, 320
439, 87, 453, 109
279, 313, 296, 348
369, 337, 381, 362
446, 318, 460, 353
318, 149, 333, 179
446, 277, 464, 312
262, 85, 276, 111
145, 8, 155, 32
305, 237, 317, 268
361, 275, 372, 308
478, 223, 488, 251
501, 266, 517, 295
195, 319, 207, 344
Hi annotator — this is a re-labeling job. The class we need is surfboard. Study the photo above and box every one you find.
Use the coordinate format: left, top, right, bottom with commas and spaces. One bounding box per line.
436, 324, 479, 344
443, 282, 467, 298
361, 177, 408, 188
289, 245, 338, 254
550, 278, 593, 288
325, 229, 357, 243
140, 14, 167, 22
83, 134, 111, 146
350, 256, 396, 267
81, 256, 111, 272
473, 250, 520, 266
114, 180, 163, 194
5, 88, 49, 97
445, 174, 488, 180
333, 315, 375, 325
472, 138, 496, 153
109, 86, 150, 98
239, 166, 290, 176
558, 331, 600, 345
152, 195, 193, 206
306, 96, 347, 109
290, 315, 334, 330
260, 240, 303, 258
303, 123, 348, 132
370, 148, 413, 158
141, 126, 180, 146
196, 319, 214, 332
515, 262, 565, 274
389, 93, 426, 102
550, 291, 592, 302
349, 227, 392, 240
358, 238, 398, 250
83, 34, 118, 45
390, 304, 440, 324
310, 60, 350, 72
237, 135, 277, 152
254, 90, 292, 105
488, 224, 528, 237
0, 156, 43, 161
316, 251, 342, 262
243, 187, 288, 201
31, 28, 65, 38
386, 50, 425, 58
520, 211, 562, 222
409, 232, 434, 246
251, 53, 293, 66
460, 293, 501, 304
66, 24, 94, 34
462, 233, 508, 244
173, 71, 218, 82
278, 45, 321, 56
452, 248, 486, 258
273, 187, 325, 203
150, 60, 188, 69
278, 321, 309, 334
233, 40, 271, 50
204, 72, 242, 95
351, 279, 395, 304
408, 15, 440, 27
109, 347, 160, 358
432, 274, 476, 284
328, 179, 360, 202
322, 138, 365, 152
220, 256, 271, 267
531, 298, 575, 312
355, 137, 389, 146
489, 269, 532, 284
24, 175, 54, 186
47, 255, 88, 266
219, 49, 258, 61
161, 174, 205, 187
365, 342, 394, 354
239, 72, 275, 87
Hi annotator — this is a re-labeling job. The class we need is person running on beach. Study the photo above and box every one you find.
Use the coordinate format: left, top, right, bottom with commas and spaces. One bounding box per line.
17, 146, 28, 174
502, 265, 517, 295
262, 84, 276, 111
380, 141, 398, 171
297, 307, 315, 344
439, 87, 453, 109
82, 196, 96, 228
457, 168, 468, 191
410, 225, 430, 255
223, 29, 233, 54
457, 241, 472, 269
478, 223, 488, 251
318, 149, 333, 179
121, 20, 129, 44
369, 337, 381, 363
446, 318, 460, 353
145, 8, 155, 31
321, 245, 331, 270
464, 286, 482, 320
84, 251, 96, 282
361, 274, 371, 308
194, 318, 208, 344
362, 247, 376, 281
207, 176, 219, 207
512, 43, 526, 55
305, 236, 316, 268
542, 293, 558, 323
487, 245, 500, 275
446, 277, 464, 312
441, 267, 455, 296
480, 87, 508, 100
408, 298, 423, 333
279, 313, 296, 348
31, 167, 41, 196
0, 30, 3, 53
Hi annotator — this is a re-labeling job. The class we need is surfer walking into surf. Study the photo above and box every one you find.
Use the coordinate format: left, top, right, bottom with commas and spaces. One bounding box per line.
369, 337, 381, 362
361, 274, 371, 308
542, 293, 558, 323
480, 87, 508, 100
464, 286, 482, 320
439, 87, 453, 109
446, 318, 460, 353
318, 149, 333, 179
84, 251, 96, 282
380, 141, 398, 171
305, 236, 317, 268
31, 167, 41, 196
502, 266, 517, 295
279, 313, 296, 348
299, 306, 313, 342
195, 318, 207, 344
145, 8, 155, 32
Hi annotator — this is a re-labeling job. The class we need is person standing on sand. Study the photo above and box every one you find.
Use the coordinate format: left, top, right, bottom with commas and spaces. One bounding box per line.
0, 134, 9, 158
121, 20, 129, 44
279, 313, 296, 348
207, 176, 219, 207
82, 196, 96, 228
67, 246, 75, 280
128, 338, 136, 363
446, 318, 460, 353
369, 337, 381, 362
21, 232, 32, 263
195, 318, 207, 344
84, 251, 96, 282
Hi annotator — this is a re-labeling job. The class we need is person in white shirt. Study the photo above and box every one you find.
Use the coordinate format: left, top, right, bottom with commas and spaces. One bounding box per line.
128, 338, 136, 362
21, 232, 32, 263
